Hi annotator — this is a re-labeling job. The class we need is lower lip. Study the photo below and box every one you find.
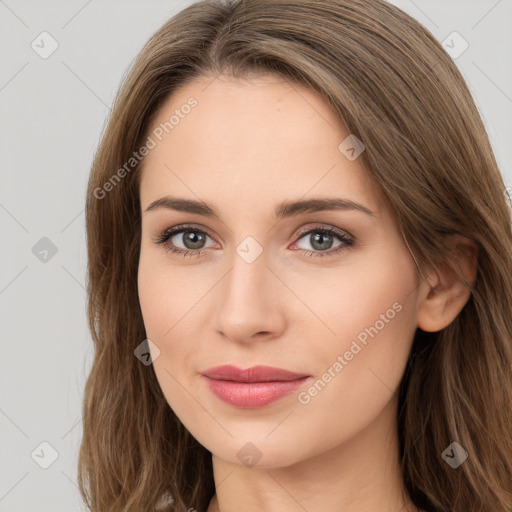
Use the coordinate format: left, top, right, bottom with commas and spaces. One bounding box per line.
202, 376, 311, 408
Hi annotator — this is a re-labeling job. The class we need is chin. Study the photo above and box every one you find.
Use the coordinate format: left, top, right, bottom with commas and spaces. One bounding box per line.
206, 434, 311, 470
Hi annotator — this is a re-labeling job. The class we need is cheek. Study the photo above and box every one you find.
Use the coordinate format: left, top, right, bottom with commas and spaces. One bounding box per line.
291, 246, 415, 349
137, 250, 201, 340
295, 255, 418, 423
137, 253, 205, 394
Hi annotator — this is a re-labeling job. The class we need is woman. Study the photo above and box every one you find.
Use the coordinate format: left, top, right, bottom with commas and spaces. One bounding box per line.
78, 0, 512, 511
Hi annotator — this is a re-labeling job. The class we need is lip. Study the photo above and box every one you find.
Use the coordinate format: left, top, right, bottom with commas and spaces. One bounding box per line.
201, 365, 312, 408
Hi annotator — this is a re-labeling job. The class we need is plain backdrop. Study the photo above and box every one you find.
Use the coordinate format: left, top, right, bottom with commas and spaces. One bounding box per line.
0, 0, 511, 510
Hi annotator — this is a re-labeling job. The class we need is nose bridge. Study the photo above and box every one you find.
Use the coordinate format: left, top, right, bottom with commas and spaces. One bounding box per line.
223, 241, 272, 310
215, 238, 285, 340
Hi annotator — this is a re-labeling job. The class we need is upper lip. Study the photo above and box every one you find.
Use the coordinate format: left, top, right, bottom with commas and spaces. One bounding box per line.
201, 365, 310, 382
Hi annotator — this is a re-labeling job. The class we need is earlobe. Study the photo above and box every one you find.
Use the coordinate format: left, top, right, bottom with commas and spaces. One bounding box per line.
417, 235, 478, 333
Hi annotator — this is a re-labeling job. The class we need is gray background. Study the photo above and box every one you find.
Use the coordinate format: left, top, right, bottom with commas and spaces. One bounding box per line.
0, 0, 511, 510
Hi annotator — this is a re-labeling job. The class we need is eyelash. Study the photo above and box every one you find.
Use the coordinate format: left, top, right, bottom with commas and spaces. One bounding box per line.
151, 223, 355, 259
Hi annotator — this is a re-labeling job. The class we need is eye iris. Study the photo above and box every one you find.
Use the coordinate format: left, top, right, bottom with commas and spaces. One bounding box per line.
310, 232, 333, 251
182, 231, 206, 249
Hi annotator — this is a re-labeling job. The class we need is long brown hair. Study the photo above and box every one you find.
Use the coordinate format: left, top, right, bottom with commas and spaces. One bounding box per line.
79, 0, 512, 510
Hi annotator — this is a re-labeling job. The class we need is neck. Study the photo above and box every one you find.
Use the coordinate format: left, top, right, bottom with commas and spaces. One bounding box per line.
206, 395, 419, 512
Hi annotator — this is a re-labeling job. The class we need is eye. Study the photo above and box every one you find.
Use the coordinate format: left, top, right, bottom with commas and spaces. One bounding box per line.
151, 224, 216, 258
291, 224, 354, 258
151, 223, 355, 259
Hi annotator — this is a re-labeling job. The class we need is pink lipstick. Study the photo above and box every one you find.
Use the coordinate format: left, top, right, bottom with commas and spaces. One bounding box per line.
201, 365, 311, 408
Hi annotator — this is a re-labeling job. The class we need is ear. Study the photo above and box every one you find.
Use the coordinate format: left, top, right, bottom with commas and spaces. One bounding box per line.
417, 235, 479, 333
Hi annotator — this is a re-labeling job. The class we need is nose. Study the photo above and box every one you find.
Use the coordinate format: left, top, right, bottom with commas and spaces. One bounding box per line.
214, 249, 287, 345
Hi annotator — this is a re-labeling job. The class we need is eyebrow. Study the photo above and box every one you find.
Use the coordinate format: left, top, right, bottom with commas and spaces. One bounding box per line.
144, 196, 376, 219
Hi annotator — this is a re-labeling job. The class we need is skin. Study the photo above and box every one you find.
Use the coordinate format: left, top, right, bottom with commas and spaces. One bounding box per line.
137, 74, 478, 512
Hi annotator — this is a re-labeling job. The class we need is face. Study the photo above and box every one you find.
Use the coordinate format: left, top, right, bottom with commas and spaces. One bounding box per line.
137, 73, 422, 468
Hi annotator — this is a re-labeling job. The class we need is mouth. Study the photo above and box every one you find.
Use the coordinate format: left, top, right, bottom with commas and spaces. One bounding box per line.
201, 365, 312, 408
201, 364, 310, 382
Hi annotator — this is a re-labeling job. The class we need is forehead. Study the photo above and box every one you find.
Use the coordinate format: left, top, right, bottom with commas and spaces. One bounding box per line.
139, 74, 380, 214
